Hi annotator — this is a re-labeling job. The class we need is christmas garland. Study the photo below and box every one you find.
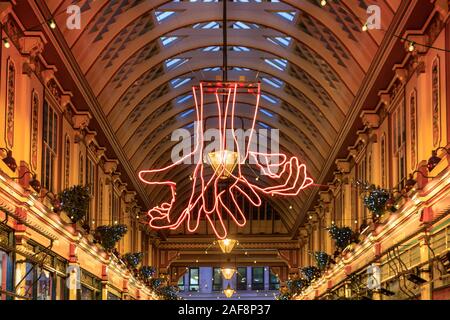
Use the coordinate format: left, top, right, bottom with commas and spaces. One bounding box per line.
122, 252, 143, 269
301, 266, 322, 282
314, 251, 334, 271
140, 266, 157, 280
363, 187, 390, 217
94, 224, 128, 251
58, 185, 90, 223
328, 225, 358, 250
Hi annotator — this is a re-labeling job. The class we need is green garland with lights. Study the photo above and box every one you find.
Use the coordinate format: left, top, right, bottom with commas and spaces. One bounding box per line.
122, 252, 143, 269
328, 225, 358, 250
314, 251, 334, 271
363, 187, 390, 217
58, 185, 90, 223
93, 224, 128, 252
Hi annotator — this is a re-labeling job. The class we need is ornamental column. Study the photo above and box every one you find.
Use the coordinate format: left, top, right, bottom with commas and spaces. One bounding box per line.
13, 208, 30, 300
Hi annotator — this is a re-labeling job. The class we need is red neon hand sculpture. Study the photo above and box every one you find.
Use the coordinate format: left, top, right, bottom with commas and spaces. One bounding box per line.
139, 82, 313, 239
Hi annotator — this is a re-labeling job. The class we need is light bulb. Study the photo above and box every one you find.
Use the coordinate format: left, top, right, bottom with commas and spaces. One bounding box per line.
320, 0, 327, 6
408, 42, 415, 52
362, 24, 368, 32
48, 19, 57, 29
3, 38, 10, 49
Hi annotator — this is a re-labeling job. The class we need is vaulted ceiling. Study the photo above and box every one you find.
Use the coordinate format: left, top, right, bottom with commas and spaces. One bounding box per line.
43, 0, 400, 237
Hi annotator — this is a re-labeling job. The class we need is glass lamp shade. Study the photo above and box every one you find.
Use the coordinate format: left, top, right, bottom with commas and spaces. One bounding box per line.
221, 267, 236, 280
207, 150, 238, 179
223, 284, 235, 298
217, 238, 237, 253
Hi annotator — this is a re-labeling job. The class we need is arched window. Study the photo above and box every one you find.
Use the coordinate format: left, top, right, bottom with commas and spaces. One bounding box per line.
64, 136, 71, 189
5, 58, 15, 148
98, 180, 104, 224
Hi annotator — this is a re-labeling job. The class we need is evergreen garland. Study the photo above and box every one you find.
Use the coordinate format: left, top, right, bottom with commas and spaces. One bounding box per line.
328, 225, 357, 250
122, 252, 143, 269
148, 277, 165, 291
155, 285, 180, 300
276, 292, 293, 300
58, 185, 90, 223
363, 188, 390, 216
314, 251, 333, 271
301, 266, 321, 282
287, 278, 309, 293
94, 224, 128, 251
140, 266, 157, 280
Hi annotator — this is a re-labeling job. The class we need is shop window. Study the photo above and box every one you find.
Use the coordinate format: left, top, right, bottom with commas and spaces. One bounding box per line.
212, 267, 222, 291
80, 269, 102, 300
107, 291, 121, 300
236, 267, 247, 290
42, 100, 58, 192
189, 267, 199, 291
251, 267, 264, 290
0, 248, 13, 300
177, 275, 185, 291
36, 267, 53, 300
269, 271, 280, 290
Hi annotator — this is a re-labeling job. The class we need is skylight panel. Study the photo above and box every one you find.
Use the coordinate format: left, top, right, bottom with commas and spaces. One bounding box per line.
232, 67, 250, 71
185, 122, 195, 129
275, 11, 296, 22
160, 36, 178, 46
203, 67, 221, 71
261, 94, 278, 104
258, 122, 270, 129
260, 109, 274, 118
232, 21, 251, 29
275, 37, 292, 47
202, 21, 220, 29
232, 46, 250, 52
177, 94, 193, 104
262, 77, 283, 88
165, 58, 189, 70
155, 11, 175, 22
203, 46, 221, 52
264, 58, 287, 71
180, 109, 194, 118
171, 78, 192, 89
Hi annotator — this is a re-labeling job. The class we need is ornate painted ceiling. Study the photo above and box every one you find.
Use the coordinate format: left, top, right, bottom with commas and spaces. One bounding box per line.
43, 0, 400, 237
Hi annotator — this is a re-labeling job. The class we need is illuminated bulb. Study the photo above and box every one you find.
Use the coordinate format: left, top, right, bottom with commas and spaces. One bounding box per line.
217, 238, 237, 253
136, 215, 140, 219
331, 220, 335, 225
289, 205, 293, 210
3, 38, 10, 48
408, 41, 415, 52
196, 259, 199, 263
320, 0, 327, 6
255, 177, 259, 181
92, 220, 95, 225
362, 24, 368, 32
309, 215, 313, 220
189, 175, 193, 181
245, 251, 248, 255
354, 220, 358, 224
114, 220, 118, 225
254, 260, 257, 264
48, 19, 57, 29
221, 267, 236, 280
